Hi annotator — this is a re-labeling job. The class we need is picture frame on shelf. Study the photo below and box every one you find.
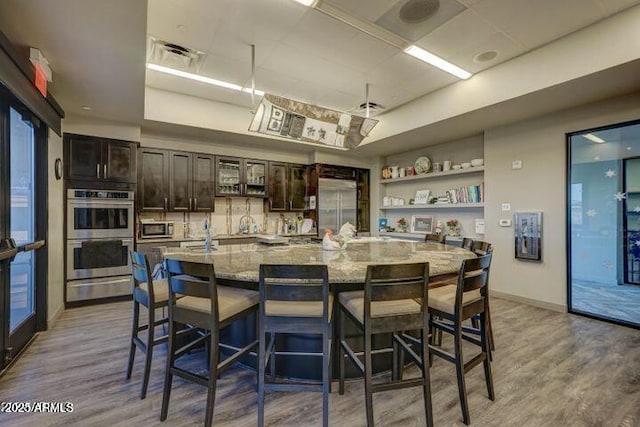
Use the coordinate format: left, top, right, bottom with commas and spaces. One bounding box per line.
410, 215, 434, 234
414, 189, 431, 204
514, 212, 542, 261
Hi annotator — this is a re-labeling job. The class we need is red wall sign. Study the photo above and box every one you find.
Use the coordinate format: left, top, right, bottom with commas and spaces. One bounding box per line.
34, 62, 47, 97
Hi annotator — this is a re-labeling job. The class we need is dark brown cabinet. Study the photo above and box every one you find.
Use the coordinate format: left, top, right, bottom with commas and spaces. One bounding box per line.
357, 169, 370, 232
65, 133, 137, 184
268, 162, 288, 211
267, 162, 307, 211
289, 164, 307, 210
138, 148, 169, 211
138, 149, 215, 212
192, 153, 215, 211
169, 151, 192, 211
216, 156, 267, 197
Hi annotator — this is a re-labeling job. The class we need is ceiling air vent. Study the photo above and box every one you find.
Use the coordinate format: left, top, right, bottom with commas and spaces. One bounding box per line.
147, 36, 206, 72
351, 101, 385, 117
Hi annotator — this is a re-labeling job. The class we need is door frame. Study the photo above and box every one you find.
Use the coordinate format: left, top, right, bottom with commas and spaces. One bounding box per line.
566, 118, 640, 330
0, 86, 49, 371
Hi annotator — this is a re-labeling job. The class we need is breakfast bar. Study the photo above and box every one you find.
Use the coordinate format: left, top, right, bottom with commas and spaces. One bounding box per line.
163, 238, 475, 380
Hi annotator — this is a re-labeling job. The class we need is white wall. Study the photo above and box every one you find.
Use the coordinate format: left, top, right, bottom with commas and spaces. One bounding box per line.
379, 136, 485, 238
47, 130, 64, 328
484, 92, 640, 311
63, 115, 141, 141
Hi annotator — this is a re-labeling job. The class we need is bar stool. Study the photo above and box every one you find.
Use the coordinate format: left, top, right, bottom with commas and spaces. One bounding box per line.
428, 254, 494, 425
338, 263, 433, 427
160, 259, 259, 427
257, 264, 332, 427
424, 233, 445, 243
126, 251, 170, 399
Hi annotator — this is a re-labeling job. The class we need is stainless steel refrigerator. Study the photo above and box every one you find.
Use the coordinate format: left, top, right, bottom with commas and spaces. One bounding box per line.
317, 178, 357, 235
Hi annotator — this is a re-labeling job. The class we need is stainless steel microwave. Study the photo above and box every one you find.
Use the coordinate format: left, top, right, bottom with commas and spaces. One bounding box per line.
139, 221, 175, 239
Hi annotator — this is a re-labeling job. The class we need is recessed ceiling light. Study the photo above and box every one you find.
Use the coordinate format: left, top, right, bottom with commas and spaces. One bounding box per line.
177, 24, 186, 31
594, 156, 600, 160
292, 0, 318, 6
584, 133, 605, 143
404, 45, 471, 79
474, 50, 499, 63
146, 63, 265, 96
80, 105, 91, 111
627, 146, 632, 150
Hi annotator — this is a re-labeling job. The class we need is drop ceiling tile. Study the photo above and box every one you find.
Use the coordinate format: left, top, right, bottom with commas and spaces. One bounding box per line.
241, 67, 302, 98
364, 51, 433, 86
466, 0, 605, 49
416, 9, 507, 58
445, 32, 522, 73
322, 0, 398, 22
147, 0, 227, 52
329, 32, 400, 73
280, 9, 362, 61
261, 42, 365, 96
199, 55, 253, 87
397, 68, 458, 96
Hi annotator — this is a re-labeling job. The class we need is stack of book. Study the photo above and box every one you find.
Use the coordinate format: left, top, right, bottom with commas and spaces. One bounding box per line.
440, 183, 484, 204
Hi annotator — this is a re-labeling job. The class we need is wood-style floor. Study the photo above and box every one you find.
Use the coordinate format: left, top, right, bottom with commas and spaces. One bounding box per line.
1, 298, 639, 426
572, 279, 640, 325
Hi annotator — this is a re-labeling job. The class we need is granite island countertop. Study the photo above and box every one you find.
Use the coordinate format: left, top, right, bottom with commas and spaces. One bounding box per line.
163, 239, 475, 283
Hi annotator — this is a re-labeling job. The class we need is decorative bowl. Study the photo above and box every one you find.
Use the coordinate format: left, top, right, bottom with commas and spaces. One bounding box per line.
470, 158, 484, 166
461, 162, 472, 169
452, 165, 461, 170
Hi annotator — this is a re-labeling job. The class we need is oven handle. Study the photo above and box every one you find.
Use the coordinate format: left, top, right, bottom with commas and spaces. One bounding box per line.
68, 277, 132, 288
68, 238, 133, 247
68, 200, 134, 206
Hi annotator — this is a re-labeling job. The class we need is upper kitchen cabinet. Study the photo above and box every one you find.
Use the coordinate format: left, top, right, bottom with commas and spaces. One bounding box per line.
267, 162, 308, 211
268, 162, 288, 211
64, 133, 137, 184
138, 149, 215, 213
216, 156, 267, 198
191, 153, 215, 211
138, 148, 170, 212
289, 164, 307, 211
168, 151, 192, 211
357, 169, 369, 201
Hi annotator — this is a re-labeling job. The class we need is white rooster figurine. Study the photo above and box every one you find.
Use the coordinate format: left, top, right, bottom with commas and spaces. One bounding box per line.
322, 228, 346, 251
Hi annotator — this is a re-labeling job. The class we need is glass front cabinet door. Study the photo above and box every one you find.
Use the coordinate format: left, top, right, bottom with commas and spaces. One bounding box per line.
245, 159, 267, 197
289, 164, 307, 211
268, 162, 288, 211
216, 156, 242, 197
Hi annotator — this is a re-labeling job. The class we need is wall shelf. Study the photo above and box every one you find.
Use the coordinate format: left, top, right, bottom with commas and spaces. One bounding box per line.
380, 203, 484, 210
380, 166, 484, 184
383, 232, 463, 242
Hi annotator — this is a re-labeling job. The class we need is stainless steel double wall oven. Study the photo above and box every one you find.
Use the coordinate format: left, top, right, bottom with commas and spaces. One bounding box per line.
66, 189, 134, 302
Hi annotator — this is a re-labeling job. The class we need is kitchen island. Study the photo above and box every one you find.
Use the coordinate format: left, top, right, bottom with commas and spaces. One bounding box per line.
164, 238, 475, 380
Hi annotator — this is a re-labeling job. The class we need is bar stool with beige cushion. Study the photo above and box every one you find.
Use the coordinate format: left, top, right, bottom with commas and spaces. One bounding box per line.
338, 263, 433, 427
160, 259, 259, 427
126, 251, 171, 399
257, 264, 332, 427
428, 254, 494, 425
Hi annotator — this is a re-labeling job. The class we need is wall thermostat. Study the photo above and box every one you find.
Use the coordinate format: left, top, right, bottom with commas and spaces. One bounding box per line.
499, 219, 512, 227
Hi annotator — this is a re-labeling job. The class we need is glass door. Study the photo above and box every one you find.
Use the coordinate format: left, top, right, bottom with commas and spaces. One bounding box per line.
568, 121, 640, 328
216, 156, 242, 197
245, 159, 266, 197
0, 99, 46, 370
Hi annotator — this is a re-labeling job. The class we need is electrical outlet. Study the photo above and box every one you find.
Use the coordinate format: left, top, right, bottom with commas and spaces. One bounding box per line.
512, 160, 522, 169
501, 203, 511, 211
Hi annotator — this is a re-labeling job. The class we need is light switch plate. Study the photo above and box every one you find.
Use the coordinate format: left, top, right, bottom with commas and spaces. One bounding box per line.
475, 219, 485, 234
501, 203, 511, 211
512, 160, 522, 169
499, 219, 512, 227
